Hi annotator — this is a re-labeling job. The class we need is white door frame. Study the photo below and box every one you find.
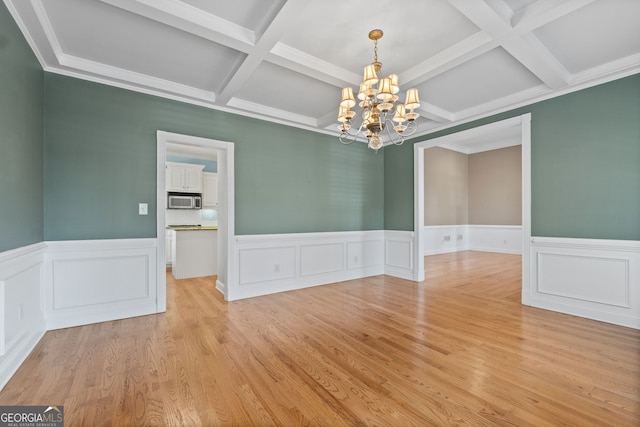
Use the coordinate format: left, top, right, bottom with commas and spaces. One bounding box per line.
413, 113, 531, 298
156, 131, 236, 309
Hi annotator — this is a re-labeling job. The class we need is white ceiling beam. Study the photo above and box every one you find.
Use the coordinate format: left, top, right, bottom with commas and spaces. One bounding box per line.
268, 43, 360, 88
216, 0, 312, 105
511, 0, 596, 31
571, 53, 640, 86
227, 98, 317, 127
501, 0, 596, 89
455, 84, 549, 122
59, 54, 216, 102
418, 103, 455, 124
98, 0, 255, 53
402, 32, 497, 88
447, 0, 512, 36
447, 0, 573, 90
501, 33, 570, 89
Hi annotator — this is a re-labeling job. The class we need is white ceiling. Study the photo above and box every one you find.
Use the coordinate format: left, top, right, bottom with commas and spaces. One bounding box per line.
6, 0, 640, 140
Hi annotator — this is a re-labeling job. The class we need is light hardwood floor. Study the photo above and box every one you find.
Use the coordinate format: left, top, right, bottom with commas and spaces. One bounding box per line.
1, 251, 638, 426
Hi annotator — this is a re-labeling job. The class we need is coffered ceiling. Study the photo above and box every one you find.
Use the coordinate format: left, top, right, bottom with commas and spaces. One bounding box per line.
6, 0, 640, 139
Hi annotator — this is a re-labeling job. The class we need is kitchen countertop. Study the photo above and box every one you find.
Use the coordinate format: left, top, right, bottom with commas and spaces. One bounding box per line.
166, 225, 218, 231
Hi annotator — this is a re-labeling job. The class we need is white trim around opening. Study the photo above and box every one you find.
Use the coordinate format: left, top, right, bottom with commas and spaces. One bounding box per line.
413, 113, 532, 297
156, 131, 236, 305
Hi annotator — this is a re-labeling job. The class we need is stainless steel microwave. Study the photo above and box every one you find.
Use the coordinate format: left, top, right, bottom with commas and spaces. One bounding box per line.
167, 193, 202, 209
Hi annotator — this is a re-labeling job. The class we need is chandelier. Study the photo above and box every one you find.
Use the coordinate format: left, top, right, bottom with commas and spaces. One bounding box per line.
337, 29, 420, 152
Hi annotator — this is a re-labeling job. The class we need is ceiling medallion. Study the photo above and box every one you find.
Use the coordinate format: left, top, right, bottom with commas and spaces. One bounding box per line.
337, 29, 420, 152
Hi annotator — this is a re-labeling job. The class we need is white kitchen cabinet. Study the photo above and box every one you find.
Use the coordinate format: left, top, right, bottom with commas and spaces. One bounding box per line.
202, 172, 218, 207
166, 162, 204, 193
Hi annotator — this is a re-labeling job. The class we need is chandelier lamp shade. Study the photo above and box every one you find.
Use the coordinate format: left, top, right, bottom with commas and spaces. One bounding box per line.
338, 29, 420, 152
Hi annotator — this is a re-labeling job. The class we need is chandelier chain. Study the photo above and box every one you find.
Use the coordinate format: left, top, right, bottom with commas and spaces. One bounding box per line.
373, 39, 378, 64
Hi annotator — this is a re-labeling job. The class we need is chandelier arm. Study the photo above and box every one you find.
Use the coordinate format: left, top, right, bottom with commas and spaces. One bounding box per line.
338, 132, 357, 145
383, 119, 405, 146
339, 121, 367, 144
402, 120, 419, 137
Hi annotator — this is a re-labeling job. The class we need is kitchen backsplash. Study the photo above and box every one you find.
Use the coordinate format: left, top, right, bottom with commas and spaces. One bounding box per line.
166, 208, 218, 226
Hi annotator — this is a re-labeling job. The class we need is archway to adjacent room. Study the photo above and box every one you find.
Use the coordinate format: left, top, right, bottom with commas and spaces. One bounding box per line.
156, 131, 236, 309
413, 114, 531, 299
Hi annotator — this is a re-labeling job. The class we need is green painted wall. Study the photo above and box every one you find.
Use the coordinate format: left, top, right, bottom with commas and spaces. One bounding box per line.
43, 74, 383, 240
0, 2, 44, 252
385, 74, 640, 241
383, 140, 414, 231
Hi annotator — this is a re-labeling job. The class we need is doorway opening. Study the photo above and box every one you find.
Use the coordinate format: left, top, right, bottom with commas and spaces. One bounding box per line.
156, 131, 236, 309
413, 114, 531, 301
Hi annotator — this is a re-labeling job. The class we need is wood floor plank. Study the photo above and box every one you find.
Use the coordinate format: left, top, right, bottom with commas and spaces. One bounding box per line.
0, 251, 638, 426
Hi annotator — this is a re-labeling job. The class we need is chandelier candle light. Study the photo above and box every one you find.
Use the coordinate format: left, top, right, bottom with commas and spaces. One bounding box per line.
338, 29, 420, 152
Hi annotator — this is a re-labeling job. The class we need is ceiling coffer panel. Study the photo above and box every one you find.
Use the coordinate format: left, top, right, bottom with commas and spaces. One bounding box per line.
279, 0, 480, 75
419, 47, 543, 112
5, 0, 638, 138
43, 0, 245, 93
532, 0, 640, 74
234, 61, 339, 119
180, 0, 286, 37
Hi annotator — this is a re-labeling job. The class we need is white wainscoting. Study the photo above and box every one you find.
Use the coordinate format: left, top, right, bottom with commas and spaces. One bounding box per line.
0, 242, 46, 390
384, 230, 415, 280
422, 225, 523, 255
230, 231, 386, 301
422, 225, 469, 255
44, 239, 158, 330
527, 237, 640, 329
468, 225, 523, 254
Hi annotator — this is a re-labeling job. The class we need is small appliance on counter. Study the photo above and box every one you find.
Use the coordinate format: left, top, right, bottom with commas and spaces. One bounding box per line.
167, 192, 202, 209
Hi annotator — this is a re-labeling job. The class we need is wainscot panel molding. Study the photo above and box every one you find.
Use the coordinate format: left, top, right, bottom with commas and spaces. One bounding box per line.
422, 225, 523, 255
231, 231, 385, 301
0, 243, 47, 390
527, 237, 640, 329
44, 239, 158, 330
385, 230, 415, 280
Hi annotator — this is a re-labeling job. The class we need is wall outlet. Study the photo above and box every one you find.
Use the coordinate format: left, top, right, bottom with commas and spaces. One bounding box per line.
274, 264, 280, 273
138, 203, 148, 215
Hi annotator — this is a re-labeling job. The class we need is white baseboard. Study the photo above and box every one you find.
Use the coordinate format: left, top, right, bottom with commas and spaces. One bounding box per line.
422, 225, 468, 255
0, 242, 47, 390
423, 225, 523, 255
528, 237, 640, 329
44, 239, 159, 330
216, 278, 227, 295
469, 225, 522, 254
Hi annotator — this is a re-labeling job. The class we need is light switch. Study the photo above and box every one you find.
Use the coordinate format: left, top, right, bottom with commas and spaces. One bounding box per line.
138, 203, 148, 215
